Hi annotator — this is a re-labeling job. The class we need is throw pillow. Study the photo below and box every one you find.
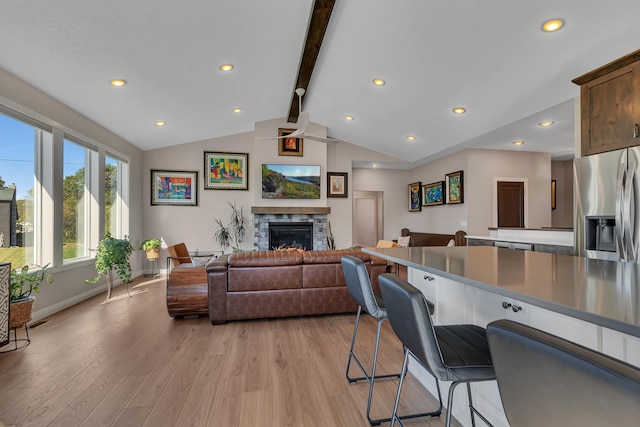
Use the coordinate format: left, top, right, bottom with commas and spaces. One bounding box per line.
397, 236, 411, 247
447, 239, 455, 247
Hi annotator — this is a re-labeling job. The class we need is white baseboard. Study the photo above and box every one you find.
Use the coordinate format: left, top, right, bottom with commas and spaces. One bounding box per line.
31, 269, 146, 323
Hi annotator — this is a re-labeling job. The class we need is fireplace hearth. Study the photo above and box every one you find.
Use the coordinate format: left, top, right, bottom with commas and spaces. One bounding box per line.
253, 207, 329, 251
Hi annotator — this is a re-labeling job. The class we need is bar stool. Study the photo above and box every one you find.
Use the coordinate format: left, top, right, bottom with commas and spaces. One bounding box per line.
378, 273, 495, 427
341, 256, 442, 426
487, 319, 640, 426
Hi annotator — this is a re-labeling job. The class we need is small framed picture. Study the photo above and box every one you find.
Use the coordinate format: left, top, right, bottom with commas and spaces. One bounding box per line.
327, 172, 348, 198
422, 181, 445, 206
278, 128, 303, 156
151, 170, 198, 206
408, 182, 422, 212
446, 170, 464, 204
203, 151, 248, 190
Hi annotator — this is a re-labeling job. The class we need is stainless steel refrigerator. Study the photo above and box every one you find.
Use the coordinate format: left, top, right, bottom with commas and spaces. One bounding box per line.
574, 147, 640, 262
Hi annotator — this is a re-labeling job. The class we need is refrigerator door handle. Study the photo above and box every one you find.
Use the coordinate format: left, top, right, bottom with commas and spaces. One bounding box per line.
625, 154, 638, 261
616, 151, 627, 260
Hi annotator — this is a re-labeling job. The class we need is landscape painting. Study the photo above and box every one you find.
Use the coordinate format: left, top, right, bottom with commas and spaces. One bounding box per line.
262, 164, 320, 199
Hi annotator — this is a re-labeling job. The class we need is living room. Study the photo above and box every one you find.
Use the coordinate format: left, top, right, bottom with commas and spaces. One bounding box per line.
1, 2, 640, 425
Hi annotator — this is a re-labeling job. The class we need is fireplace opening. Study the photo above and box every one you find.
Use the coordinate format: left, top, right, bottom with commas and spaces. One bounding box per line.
269, 222, 313, 250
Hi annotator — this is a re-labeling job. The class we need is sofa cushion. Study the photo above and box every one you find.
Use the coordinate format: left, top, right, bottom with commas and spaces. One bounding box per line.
303, 263, 345, 289
227, 290, 302, 320
228, 249, 303, 267
303, 249, 370, 264
228, 265, 302, 292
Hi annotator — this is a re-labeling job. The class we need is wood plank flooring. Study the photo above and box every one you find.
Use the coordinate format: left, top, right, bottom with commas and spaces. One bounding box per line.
0, 276, 458, 427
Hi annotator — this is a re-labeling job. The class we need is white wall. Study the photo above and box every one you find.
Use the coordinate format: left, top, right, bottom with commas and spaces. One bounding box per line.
407, 151, 470, 234
352, 168, 409, 241
552, 159, 574, 228
466, 149, 552, 234
143, 118, 402, 252
0, 67, 144, 319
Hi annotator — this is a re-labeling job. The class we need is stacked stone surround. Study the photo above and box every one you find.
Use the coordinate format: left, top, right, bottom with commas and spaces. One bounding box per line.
253, 213, 328, 251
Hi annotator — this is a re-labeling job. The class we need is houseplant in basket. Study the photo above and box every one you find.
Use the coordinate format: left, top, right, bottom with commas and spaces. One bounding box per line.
4, 263, 53, 351
86, 233, 134, 300
139, 238, 162, 260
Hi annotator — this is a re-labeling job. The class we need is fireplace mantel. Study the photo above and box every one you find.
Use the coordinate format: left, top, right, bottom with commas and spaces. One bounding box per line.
251, 206, 331, 215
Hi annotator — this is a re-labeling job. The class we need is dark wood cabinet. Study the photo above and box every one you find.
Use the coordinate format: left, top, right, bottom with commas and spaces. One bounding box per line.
573, 50, 640, 156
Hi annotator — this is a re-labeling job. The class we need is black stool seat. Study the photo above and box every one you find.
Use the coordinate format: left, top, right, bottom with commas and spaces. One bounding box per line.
435, 325, 494, 381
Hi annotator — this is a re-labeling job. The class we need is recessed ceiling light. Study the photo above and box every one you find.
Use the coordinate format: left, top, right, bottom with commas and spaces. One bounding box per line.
110, 79, 127, 87
406, 135, 416, 141
542, 19, 564, 32
220, 64, 234, 71
155, 121, 166, 126
345, 115, 354, 121
372, 163, 378, 168
373, 79, 385, 86
539, 120, 555, 127
453, 107, 466, 114
513, 140, 525, 146
233, 107, 243, 113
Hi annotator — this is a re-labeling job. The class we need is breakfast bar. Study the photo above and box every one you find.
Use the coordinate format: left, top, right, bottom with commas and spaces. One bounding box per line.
362, 245, 640, 426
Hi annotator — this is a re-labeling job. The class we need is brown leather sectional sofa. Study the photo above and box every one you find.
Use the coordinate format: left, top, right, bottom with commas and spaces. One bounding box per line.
206, 249, 388, 324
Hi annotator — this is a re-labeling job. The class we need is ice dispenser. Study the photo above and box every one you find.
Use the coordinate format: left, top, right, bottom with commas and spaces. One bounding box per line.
585, 216, 617, 252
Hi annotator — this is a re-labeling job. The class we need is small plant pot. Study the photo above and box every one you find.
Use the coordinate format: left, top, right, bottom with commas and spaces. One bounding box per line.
145, 248, 160, 260
9, 296, 35, 329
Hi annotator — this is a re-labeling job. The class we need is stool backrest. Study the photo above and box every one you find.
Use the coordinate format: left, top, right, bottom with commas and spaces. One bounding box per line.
487, 319, 640, 426
341, 255, 384, 318
378, 273, 447, 378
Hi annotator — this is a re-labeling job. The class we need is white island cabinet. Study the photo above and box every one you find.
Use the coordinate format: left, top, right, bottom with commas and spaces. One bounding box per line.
364, 245, 640, 427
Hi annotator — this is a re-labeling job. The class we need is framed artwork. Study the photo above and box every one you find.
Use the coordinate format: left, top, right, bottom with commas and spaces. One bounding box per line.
327, 172, 348, 198
422, 181, 445, 206
551, 179, 557, 210
408, 182, 422, 212
151, 170, 198, 206
446, 170, 464, 204
278, 128, 303, 156
204, 151, 248, 190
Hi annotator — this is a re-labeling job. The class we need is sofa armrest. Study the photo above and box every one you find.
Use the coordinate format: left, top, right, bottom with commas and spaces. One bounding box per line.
207, 257, 229, 324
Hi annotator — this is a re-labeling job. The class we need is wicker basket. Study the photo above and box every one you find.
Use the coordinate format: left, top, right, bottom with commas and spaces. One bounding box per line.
9, 297, 34, 329
145, 248, 160, 260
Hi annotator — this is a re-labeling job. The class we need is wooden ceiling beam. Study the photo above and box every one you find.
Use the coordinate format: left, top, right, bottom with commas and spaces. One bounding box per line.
287, 0, 336, 123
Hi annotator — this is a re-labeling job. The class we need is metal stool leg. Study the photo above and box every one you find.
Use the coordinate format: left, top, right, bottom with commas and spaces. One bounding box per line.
390, 347, 443, 427
445, 381, 493, 427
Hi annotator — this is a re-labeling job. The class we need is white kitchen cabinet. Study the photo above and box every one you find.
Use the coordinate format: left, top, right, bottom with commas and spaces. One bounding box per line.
602, 327, 640, 368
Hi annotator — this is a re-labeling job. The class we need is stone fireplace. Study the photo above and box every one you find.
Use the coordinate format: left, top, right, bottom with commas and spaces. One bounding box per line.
252, 207, 330, 251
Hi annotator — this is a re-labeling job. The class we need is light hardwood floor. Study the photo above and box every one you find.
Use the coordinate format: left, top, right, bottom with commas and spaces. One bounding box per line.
0, 276, 458, 427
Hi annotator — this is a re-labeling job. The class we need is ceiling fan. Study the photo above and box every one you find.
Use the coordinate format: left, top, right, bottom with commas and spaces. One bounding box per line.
256, 88, 337, 143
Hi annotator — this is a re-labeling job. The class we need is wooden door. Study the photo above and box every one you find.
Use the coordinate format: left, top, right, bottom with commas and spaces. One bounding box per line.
497, 181, 524, 228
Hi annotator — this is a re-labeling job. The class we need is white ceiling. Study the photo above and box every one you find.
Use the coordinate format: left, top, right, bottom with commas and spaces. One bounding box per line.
1, 1, 639, 167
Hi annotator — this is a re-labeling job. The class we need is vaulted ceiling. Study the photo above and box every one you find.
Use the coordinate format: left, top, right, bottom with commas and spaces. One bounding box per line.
1, 1, 639, 167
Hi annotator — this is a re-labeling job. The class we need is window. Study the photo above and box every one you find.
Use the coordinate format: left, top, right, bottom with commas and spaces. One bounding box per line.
0, 111, 51, 267
63, 139, 91, 260
0, 104, 127, 268
105, 155, 121, 237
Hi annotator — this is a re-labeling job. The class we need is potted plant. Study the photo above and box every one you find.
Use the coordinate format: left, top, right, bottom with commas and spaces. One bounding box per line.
9, 263, 53, 339
212, 201, 249, 252
139, 238, 162, 260
86, 232, 134, 300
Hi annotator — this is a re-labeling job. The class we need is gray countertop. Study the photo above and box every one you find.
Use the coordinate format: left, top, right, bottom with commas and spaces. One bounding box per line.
363, 246, 640, 338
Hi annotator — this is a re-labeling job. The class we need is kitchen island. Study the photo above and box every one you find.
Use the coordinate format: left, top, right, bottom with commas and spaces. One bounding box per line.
362, 245, 640, 426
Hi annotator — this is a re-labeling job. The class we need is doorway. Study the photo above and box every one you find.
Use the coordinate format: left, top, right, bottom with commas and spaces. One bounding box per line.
497, 181, 525, 228
353, 191, 384, 247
